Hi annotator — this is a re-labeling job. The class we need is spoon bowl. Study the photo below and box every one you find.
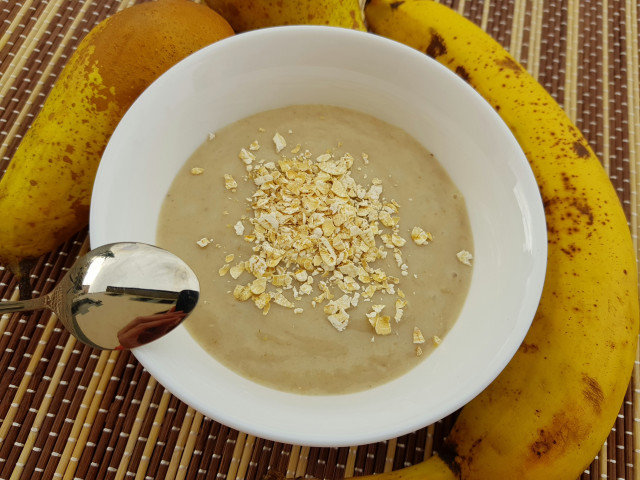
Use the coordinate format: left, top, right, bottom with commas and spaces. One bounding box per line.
0, 242, 199, 349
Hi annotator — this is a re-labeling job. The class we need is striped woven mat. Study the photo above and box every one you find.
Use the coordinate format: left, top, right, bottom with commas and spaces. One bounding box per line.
1, 0, 638, 479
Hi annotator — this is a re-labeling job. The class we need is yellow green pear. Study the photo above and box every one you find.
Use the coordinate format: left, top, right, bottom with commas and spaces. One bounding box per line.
204, 0, 365, 32
0, 0, 233, 296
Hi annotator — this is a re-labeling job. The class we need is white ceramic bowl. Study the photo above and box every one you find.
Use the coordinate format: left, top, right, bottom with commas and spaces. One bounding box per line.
90, 26, 547, 447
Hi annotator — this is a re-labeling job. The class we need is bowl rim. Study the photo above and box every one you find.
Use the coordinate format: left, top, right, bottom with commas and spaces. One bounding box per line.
90, 25, 547, 446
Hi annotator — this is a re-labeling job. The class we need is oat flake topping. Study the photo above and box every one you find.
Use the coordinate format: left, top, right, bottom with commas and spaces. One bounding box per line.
219, 133, 467, 350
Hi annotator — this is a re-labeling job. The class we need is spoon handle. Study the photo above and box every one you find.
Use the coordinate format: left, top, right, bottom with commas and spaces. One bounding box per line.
0, 294, 50, 314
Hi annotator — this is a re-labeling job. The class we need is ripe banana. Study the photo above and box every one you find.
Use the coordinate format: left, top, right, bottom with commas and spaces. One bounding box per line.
359, 1, 639, 479
0, 0, 233, 298
203, 0, 365, 32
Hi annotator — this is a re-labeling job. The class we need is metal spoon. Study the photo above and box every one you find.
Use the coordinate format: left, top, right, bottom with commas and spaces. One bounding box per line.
0, 242, 199, 350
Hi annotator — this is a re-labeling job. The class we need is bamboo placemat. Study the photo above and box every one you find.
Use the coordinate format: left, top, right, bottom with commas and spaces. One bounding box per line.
0, 0, 638, 478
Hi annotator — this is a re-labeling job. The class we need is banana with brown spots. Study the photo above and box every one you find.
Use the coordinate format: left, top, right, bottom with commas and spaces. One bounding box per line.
356, 0, 639, 478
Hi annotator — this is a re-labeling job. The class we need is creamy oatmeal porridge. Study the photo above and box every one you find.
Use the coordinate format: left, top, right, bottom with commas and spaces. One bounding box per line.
156, 105, 473, 394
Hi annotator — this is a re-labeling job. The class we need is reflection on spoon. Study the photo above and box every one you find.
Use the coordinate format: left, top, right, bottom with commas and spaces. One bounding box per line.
0, 243, 200, 350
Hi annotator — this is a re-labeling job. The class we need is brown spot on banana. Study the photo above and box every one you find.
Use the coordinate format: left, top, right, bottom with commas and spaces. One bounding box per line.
455, 65, 470, 82
581, 374, 604, 413
437, 440, 463, 476
440, 433, 490, 477
528, 412, 588, 463
569, 199, 594, 225
71, 197, 90, 220
519, 343, 539, 353
495, 56, 523, 74
390, 1, 405, 9
572, 140, 590, 158
560, 244, 581, 258
426, 32, 447, 58
349, 10, 359, 30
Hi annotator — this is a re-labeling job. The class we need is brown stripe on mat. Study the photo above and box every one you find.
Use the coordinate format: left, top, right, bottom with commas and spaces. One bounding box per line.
147, 397, 189, 479
627, 0, 640, 469
527, 0, 544, 80
3, 328, 78, 475
236, 433, 259, 479
74, 353, 139, 478
0, 1, 23, 26
0, 237, 82, 362
509, 0, 526, 59
607, 0, 632, 215
17, 338, 77, 479
383, 438, 397, 473
538, 0, 568, 108
0, 244, 85, 424
256, 439, 281, 479
462, 0, 487, 27
120, 374, 163, 479
182, 416, 222, 479
624, 385, 635, 480
484, 0, 516, 49
0, 236, 85, 441
85, 357, 145, 478
31, 343, 97, 476
52, 349, 111, 475
352, 443, 374, 476
61, 351, 121, 478
0, 0, 65, 118
423, 424, 436, 460
130, 380, 169, 480
163, 406, 198, 479
304, 445, 324, 479
432, 413, 458, 457
565, 0, 580, 122
220, 426, 247, 477
0, 0, 48, 75
0, 1, 31, 51
409, 428, 428, 466
390, 433, 408, 470
576, 1, 607, 160
264, 442, 291, 478
181, 413, 212, 479
176, 411, 205, 480
0, 330, 69, 477
0, 0, 120, 171
208, 424, 240, 478
518, 0, 534, 67
20, 339, 83, 475
3, 0, 87, 90
404, 426, 426, 465
306, 446, 333, 478
374, 441, 391, 474
244, 436, 269, 479
333, 447, 352, 478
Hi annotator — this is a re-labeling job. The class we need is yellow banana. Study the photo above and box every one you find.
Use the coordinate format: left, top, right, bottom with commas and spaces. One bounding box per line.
360, 1, 639, 479
0, 0, 233, 297
203, 0, 365, 32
